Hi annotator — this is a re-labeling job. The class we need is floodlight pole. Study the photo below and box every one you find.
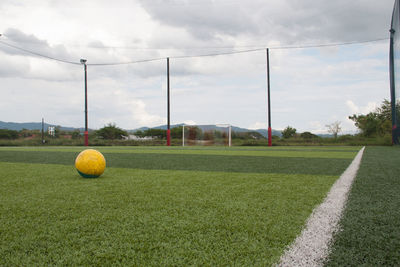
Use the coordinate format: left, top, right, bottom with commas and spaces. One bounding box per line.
81, 59, 89, 146
167, 57, 171, 146
266, 48, 272, 147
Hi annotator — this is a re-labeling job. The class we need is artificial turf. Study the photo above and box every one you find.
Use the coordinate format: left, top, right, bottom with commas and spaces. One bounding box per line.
0, 146, 357, 265
0, 147, 355, 176
0, 146, 359, 159
325, 146, 400, 266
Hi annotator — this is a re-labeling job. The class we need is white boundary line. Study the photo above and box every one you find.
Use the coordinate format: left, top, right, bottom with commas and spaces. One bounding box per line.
277, 146, 365, 266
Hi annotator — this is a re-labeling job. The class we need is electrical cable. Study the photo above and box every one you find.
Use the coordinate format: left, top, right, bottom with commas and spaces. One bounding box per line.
170, 48, 263, 59
87, 57, 165, 66
269, 37, 389, 50
0, 37, 389, 66
168, 37, 389, 59
0, 40, 81, 65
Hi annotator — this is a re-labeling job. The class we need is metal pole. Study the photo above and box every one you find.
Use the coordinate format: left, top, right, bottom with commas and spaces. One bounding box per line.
182, 125, 185, 146
84, 63, 89, 146
228, 125, 232, 147
266, 48, 272, 146
42, 118, 44, 142
390, 29, 399, 145
167, 57, 171, 146
81, 59, 89, 146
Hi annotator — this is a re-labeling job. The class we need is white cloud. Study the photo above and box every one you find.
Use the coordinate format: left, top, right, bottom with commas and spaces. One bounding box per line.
248, 122, 267, 130
183, 120, 197, 125
308, 121, 326, 134
87, 77, 166, 129
346, 100, 378, 115
139, 0, 393, 44
0, 0, 394, 131
0, 52, 30, 77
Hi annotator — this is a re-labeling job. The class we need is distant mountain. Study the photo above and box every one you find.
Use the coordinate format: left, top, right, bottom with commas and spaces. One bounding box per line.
0, 121, 85, 132
317, 134, 333, 138
128, 124, 282, 138
1, 121, 283, 137
254, 128, 282, 138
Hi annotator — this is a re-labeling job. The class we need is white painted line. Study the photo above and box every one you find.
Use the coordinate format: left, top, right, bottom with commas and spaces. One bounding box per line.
277, 147, 365, 267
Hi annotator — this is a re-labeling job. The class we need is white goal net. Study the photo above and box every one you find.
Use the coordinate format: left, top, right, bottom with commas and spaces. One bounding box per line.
182, 124, 231, 147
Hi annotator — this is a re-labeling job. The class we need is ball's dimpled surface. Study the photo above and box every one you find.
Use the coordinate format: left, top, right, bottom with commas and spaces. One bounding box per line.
75, 149, 106, 178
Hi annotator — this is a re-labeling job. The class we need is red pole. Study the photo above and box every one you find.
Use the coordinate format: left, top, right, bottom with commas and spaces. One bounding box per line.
266, 49, 272, 146
167, 129, 171, 146
268, 128, 272, 146
84, 131, 89, 146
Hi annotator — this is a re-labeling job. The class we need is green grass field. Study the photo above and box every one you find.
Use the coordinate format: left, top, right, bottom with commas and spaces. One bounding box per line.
0, 146, 359, 265
326, 146, 400, 266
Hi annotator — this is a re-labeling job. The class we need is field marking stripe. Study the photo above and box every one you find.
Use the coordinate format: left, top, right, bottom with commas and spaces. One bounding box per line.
277, 146, 365, 267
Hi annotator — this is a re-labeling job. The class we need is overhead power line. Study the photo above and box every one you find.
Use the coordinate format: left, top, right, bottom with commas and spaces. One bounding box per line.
87, 57, 166, 66
0, 37, 389, 66
8, 37, 387, 51
0, 40, 81, 65
270, 37, 389, 50
165, 37, 389, 60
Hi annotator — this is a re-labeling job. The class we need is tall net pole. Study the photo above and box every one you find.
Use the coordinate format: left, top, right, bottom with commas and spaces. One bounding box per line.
390, 29, 397, 144
167, 57, 171, 146
81, 59, 89, 146
266, 48, 272, 146
390, 0, 400, 145
182, 125, 185, 147
41, 118, 45, 144
228, 125, 232, 147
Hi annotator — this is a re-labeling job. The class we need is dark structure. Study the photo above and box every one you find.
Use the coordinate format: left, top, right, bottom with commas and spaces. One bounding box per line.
390, 0, 400, 144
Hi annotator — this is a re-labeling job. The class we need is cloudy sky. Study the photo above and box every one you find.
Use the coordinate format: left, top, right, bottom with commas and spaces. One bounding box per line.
0, 0, 395, 133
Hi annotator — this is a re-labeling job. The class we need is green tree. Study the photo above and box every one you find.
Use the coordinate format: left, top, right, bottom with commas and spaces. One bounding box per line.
187, 126, 202, 140
171, 126, 183, 139
326, 121, 342, 139
55, 126, 61, 138
376, 99, 393, 121
349, 113, 380, 137
300, 131, 318, 139
232, 131, 265, 140
71, 130, 81, 139
0, 129, 19, 139
247, 131, 265, 140
203, 131, 214, 141
349, 99, 398, 137
96, 123, 128, 140
282, 126, 296, 139
19, 128, 38, 138
143, 128, 166, 139
134, 130, 145, 137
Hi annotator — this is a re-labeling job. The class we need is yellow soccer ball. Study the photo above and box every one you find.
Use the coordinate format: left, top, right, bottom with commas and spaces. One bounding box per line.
75, 149, 106, 178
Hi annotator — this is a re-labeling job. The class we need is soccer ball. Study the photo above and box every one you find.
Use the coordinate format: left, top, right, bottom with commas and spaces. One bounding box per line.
75, 149, 106, 178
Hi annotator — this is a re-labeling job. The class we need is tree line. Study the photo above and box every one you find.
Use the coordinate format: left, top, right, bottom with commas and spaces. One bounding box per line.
1, 99, 397, 145
278, 99, 397, 144
349, 99, 398, 138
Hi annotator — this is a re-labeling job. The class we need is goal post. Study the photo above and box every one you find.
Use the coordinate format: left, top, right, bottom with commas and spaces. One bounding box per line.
182, 124, 232, 147
216, 124, 232, 147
